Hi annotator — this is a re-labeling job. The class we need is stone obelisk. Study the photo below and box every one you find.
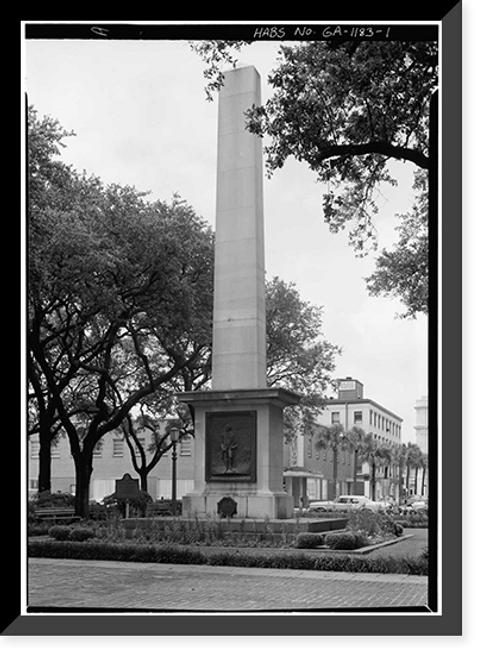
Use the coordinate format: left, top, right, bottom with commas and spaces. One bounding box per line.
179, 64, 299, 519
211, 63, 267, 391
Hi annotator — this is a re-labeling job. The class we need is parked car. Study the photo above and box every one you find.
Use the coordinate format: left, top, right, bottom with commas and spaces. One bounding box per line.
308, 495, 384, 513
378, 498, 398, 512
400, 496, 428, 513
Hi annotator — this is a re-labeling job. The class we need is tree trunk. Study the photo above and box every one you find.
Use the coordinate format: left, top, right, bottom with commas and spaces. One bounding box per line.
333, 448, 338, 499
38, 428, 52, 493
74, 453, 94, 519
352, 449, 359, 495
371, 460, 376, 500
421, 465, 427, 496
36, 403, 58, 493
398, 463, 404, 502
139, 469, 148, 493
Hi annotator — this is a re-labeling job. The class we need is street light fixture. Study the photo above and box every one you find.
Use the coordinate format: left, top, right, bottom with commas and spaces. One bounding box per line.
170, 426, 181, 516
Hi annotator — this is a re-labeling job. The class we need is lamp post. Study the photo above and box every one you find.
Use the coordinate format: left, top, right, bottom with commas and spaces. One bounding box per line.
170, 426, 180, 516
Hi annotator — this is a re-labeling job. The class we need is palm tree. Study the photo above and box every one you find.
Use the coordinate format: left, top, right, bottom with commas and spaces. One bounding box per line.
388, 443, 403, 501
357, 433, 384, 501
395, 443, 409, 503
378, 444, 393, 501
420, 453, 428, 497
411, 445, 425, 496
315, 424, 351, 500
346, 426, 370, 495
401, 442, 422, 498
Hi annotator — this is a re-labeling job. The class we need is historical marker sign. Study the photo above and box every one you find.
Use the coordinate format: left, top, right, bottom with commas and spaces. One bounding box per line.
114, 473, 142, 500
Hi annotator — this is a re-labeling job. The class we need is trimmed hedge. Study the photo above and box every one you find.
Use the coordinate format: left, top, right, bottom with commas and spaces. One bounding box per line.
325, 531, 369, 550
48, 525, 96, 542
294, 532, 326, 549
28, 539, 428, 575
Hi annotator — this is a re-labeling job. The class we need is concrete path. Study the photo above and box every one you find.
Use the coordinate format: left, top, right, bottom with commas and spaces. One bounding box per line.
28, 558, 428, 611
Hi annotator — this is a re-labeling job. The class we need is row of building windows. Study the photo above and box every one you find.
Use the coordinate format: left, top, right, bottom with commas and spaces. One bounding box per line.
330, 410, 401, 438
30, 437, 193, 459
307, 439, 352, 465
369, 411, 401, 437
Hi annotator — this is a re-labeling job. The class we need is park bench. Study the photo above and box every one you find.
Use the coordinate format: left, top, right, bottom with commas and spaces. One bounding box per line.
34, 506, 81, 523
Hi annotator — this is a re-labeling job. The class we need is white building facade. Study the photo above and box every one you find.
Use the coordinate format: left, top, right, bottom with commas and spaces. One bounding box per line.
28, 428, 195, 503
318, 377, 403, 501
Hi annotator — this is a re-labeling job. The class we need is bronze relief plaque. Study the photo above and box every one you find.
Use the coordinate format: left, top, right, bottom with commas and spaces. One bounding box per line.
206, 411, 257, 482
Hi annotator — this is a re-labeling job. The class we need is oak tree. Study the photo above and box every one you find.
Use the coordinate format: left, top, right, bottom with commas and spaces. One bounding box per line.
191, 39, 437, 317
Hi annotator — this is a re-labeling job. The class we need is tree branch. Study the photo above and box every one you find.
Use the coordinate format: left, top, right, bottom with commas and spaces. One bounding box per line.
311, 141, 429, 170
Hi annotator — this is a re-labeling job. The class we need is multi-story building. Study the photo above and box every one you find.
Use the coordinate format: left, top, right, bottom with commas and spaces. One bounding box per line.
317, 377, 403, 501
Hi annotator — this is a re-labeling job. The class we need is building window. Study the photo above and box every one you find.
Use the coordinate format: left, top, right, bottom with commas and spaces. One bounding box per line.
179, 436, 192, 457
113, 437, 124, 457
369, 410, 373, 425
307, 437, 312, 458
354, 411, 363, 424
331, 412, 340, 424
51, 443, 60, 459
93, 442, 103, 458
30, 439, 40, 460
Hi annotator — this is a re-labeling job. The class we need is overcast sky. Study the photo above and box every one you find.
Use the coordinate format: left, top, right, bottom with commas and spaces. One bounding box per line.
23, 34, 429, 445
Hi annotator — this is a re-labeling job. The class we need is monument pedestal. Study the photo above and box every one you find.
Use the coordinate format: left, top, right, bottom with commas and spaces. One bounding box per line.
178, 388, 300, 520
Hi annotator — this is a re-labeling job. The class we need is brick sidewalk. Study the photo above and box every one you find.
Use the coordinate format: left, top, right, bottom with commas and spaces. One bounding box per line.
28, 559, 428, 611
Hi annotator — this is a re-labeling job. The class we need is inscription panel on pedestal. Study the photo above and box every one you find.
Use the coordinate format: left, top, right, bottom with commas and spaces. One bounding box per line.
206, 411, 257, 482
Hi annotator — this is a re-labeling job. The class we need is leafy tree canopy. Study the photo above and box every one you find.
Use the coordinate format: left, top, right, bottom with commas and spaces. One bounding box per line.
190, 39, 437, 317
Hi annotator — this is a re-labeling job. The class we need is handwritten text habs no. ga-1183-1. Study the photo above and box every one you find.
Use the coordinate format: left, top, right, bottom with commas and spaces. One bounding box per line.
252, 26, 392, 39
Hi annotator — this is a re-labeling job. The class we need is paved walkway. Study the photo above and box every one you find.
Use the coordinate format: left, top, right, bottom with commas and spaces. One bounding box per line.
28, 558, 428, 611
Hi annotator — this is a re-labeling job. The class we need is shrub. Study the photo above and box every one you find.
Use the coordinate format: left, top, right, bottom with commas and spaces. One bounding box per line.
103, 491, 153, 517
69, 527, 96, 542
28, 522, 51, 537
325, 531, 369, 550
392, 511, 428, 528
89, 501, 108, 521
346, 509, 405, 540
294, 532, 325, 549
346, 509, 379, 536
48, 525, 72, 541
31, 491, 76, 508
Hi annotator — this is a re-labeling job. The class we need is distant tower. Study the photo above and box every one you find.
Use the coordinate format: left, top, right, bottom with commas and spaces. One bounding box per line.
414, 396, 428, 453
